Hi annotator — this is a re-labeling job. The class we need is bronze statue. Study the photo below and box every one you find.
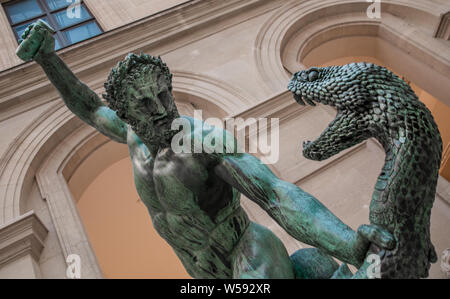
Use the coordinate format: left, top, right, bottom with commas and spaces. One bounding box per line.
289, 64, 442, 278
17, 20, 393, 279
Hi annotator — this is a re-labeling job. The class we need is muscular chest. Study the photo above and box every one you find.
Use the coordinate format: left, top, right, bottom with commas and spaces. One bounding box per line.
132, 148, 215, 214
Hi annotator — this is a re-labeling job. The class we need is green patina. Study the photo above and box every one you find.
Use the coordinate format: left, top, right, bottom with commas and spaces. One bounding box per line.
17, 20, 398, 279
289, 63, 442, 278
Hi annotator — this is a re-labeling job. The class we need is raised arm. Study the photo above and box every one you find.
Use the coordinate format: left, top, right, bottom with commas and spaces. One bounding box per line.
16, 20, 127, 143
215, 153, 395, 267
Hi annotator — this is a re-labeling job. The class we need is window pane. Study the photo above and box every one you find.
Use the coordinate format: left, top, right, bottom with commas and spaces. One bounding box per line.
45, 0, 71, 11
5, 0, 43, 24
54, 38, 61, 50
63, 21, 101, 44
14, 17, 49, 39
52, 4, 91, 28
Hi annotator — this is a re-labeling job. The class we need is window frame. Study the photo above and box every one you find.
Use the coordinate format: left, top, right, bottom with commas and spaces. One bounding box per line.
3, 0, 103, 50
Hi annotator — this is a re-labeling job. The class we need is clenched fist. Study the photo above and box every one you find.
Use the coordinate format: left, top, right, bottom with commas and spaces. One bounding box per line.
16, 19, 56, 62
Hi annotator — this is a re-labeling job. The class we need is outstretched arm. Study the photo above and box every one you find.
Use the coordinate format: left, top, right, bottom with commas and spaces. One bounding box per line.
16, 20, 127, 143
215, 153, 395, 266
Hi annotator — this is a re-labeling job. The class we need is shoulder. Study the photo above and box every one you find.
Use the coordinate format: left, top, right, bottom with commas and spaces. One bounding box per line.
92, 106, 128, 143
127, 126, 152, 161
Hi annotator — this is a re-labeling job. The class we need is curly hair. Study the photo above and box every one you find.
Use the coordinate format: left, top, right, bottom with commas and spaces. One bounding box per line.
103, 53, 173, 119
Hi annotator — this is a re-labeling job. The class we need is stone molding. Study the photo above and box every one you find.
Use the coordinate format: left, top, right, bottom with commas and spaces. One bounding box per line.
441, 248, 450, 279
0, 103, 83, 224
231, 91, 311, 122
0, 211, 48, 268
282, 14, 450, 82
232, 91, 369, 182
0, 0, 281, 121
36, 123, 103, 279
434, 11, 450, 40
253, 0, 450, 97
437, 176, 450, 206
172, 71, 255, 115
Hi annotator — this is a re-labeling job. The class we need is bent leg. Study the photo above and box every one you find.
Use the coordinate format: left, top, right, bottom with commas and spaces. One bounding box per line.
290, 248, 340, 279
231, 222, 295, 279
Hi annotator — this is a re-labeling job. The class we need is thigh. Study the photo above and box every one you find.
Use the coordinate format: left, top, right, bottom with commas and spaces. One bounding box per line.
231, 222, 295, 279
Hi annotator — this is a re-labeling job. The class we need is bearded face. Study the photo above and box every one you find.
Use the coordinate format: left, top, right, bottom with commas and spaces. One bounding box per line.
104, 53, 180, 152
123, 68, 179, 147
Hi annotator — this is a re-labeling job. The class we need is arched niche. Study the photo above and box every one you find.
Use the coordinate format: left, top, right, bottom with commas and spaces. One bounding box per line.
251, 0, 450, 278
65, 72, 236, 202
281, 18, 450, 176
0, 68, 239, 226
282, 21, 450, 105
254, 0, 450, 177
254, 0, 450, 104
18, 70, 253, 278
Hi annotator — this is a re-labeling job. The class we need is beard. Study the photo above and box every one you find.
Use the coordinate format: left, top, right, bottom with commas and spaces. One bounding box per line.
132, 109, 180, 151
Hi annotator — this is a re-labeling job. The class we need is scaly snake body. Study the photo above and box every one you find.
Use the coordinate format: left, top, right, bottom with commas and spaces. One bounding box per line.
288, 63, 442, 278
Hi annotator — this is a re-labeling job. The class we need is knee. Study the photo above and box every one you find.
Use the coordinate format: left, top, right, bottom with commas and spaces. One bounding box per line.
290, 248, 339, 279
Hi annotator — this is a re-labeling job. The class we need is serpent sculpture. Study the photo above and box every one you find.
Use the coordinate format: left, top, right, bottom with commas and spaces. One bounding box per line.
288, 62, 442, 278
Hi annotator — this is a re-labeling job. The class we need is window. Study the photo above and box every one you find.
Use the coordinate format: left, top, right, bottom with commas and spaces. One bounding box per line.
3, 0, 102, 50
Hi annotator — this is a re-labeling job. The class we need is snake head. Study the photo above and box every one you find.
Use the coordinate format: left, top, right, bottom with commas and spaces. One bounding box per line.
287, 63, 376, 109
288, 63, 382, 161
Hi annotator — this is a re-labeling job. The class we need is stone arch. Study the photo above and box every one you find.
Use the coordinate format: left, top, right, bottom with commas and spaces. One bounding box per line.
66, 71, 251, 202
251, 0, 450, 270
0, 68, 255, 277
0, 68, 251, 220
0, 102, 80, 224
0, 102, 104, 278
171, 70, 254, 116
253, 0, 450, 103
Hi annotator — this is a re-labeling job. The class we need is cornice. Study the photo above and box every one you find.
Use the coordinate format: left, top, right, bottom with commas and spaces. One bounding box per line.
0, 0, 282, 119
172, 70, 255, 115
231, 91, 311, 122
253, 0, 450, 93
437, 176, 450, 205
434, 11, 450, 40
442, 248, 450, 278
0, 211, 48, 267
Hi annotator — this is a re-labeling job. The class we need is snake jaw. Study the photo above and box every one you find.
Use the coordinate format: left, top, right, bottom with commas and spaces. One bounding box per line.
303, 144, 325, 161
302, 110, 370, 161
293, 93, 306, 106
302, 133, 330, 161
290, 87, 319, 107
302, 140, 312, 148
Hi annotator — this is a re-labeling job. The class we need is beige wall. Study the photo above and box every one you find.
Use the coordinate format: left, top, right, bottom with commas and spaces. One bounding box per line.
84, 0, 189, 31
0, 0, 189, 71
302, 37, 450, 180
77, 157, 190, 279
416, 89, 450, 179
74, 99, 450, 279
316, 56, 450, 180
0, 1, 24, 71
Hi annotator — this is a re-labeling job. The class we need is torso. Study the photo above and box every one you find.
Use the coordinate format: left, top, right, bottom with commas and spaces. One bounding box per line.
126, 117, 249, 278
